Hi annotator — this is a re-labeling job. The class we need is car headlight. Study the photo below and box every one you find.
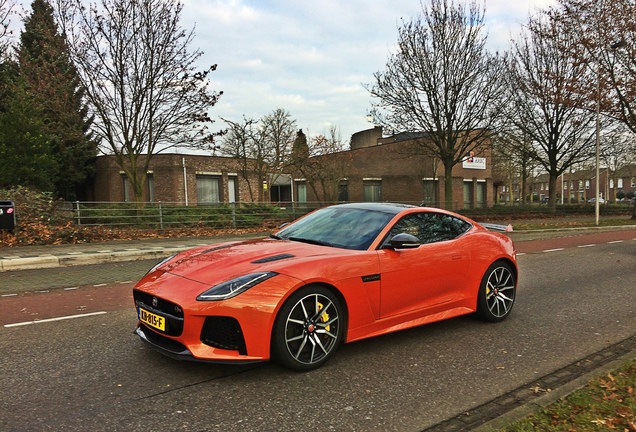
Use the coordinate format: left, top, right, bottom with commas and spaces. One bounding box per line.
196, 272, 278, 301
145, 254, 176, 276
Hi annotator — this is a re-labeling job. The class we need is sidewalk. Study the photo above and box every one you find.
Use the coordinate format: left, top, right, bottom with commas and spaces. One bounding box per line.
1, 220, 635, 272
0, 232, 267, 272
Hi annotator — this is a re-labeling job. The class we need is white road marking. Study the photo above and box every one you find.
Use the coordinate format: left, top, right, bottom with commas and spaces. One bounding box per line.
1, 293, 18, 297
93, 283, 107, 287
607, 240, 624, 244
4, 311, 107, 328
64, 287, 79, 291
35, 290, 49, 293
577, 244, 596, 248
119, 281, 133, 284
516, 253, 526, 256
542, 248, 565, 253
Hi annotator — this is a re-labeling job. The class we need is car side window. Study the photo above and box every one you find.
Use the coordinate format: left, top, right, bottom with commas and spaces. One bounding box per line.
387, 212, 472, 245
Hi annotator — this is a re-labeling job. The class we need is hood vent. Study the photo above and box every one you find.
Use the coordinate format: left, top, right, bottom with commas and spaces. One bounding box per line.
199, 244, 233, 255
252, 254, 295, 264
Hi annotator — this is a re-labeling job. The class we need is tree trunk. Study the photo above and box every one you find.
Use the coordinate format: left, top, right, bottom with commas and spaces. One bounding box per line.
443, 162, 454, 210
548, 174, 558, 212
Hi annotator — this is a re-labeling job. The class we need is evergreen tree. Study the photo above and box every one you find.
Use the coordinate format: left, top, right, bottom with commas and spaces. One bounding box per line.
18, 0, 96, 200
0, 61, 58, 191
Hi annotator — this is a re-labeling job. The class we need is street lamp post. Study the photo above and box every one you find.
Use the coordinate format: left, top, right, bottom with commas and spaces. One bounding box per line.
595, 68, 600, 225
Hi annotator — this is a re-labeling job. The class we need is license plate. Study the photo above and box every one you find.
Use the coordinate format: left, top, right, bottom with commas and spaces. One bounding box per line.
139, 307, 166, 331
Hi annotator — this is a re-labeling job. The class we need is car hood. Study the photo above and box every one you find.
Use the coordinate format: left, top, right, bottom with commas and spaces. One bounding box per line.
158, 238, 347, 285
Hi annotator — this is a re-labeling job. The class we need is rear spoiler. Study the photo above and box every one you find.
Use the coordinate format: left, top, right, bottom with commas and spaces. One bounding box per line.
480, 223, 513, 232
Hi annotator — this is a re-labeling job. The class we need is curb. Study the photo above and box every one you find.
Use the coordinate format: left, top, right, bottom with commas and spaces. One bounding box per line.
472, 348, 636, 432
0, 246, 190, 272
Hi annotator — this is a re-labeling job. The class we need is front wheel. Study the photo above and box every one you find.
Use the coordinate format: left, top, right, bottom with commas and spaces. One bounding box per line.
476, 262, 516, 322
271, 286, 344, 371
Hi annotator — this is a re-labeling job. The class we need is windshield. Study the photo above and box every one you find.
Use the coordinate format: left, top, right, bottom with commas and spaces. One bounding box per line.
275, 207, 395, 250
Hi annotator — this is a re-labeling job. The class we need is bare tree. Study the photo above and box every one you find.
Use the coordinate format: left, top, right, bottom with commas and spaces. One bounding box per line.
261, 108, 296, 185
503, 12, 600, 210
54, 0, 222, 203
221, 109, 296, 202
554, 0, 635, 134
367, 0, 506, 209
492, 129, 541, 204
290, 126, 352, 203
221, 117, 266, 202
0, 0, 15, 60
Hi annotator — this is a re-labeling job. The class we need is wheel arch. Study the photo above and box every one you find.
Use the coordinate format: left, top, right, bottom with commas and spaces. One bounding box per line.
492, 257, 518, 285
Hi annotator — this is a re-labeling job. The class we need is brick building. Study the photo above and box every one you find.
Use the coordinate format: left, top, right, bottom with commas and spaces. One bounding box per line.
290, 127, 493, 209
94, 154, 261, 204
92, 128, 494, 209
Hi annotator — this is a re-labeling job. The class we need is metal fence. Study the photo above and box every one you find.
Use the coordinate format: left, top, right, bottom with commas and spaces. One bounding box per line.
65, 200, 633, 229
69, 201, 326, 229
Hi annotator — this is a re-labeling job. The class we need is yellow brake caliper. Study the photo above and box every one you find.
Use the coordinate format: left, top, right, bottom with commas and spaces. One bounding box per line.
317, 302, 330, 332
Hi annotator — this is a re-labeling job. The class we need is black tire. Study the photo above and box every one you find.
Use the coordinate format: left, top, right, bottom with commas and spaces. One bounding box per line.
271, 286, 344, 371
476, 262, 516, 322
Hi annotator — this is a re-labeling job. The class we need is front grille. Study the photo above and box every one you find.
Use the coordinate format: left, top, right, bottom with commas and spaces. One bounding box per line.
200, 316, 247, 355
133, 289, 184, 336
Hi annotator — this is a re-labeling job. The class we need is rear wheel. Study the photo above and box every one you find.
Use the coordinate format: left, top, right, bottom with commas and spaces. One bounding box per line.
272, 286, 344, 371
476, 262, 516, 322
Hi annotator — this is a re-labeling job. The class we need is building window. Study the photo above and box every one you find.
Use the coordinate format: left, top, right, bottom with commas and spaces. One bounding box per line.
338, 181, 349, 202
631, 177, 636, 188
585, 180, 590, 189
122, 175, 130, 202
147, 173, 155, 202
579, 180, 583, 190
422, 179, 438, 206
463, 181, 473, 208
609, 179, 614, 189
296, 181, 307, 205
196, 175, 221, 204
228, 176, 238, 203
563, 182, 567, 190
476, 182, 486, 208
618, 178, 623, 188
363, 180, 382, 202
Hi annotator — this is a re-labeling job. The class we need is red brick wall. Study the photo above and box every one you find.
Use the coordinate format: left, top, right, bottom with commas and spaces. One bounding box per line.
94, 154, 261, 204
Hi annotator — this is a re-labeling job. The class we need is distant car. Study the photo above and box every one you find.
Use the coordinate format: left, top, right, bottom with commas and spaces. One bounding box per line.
587, 197, 605, 204
540, 197, 549, 204
133, 203, 518, 371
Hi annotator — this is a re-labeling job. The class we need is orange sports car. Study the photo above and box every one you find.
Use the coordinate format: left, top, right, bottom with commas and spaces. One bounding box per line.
133, 203, 517, 371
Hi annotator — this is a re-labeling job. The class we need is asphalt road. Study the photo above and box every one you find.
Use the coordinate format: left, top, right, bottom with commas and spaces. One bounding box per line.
0, 233, 635, 432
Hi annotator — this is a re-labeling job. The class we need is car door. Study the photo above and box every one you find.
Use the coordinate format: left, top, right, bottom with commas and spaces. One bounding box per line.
377, 212, 471, 319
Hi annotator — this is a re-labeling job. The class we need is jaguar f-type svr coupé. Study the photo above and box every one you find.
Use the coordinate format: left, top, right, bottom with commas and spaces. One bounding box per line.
133, 203, 517, 371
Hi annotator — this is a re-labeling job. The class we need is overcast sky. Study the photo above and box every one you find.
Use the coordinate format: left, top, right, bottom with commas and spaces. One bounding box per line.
11, 0, 556, 149
178, 0, 556, 148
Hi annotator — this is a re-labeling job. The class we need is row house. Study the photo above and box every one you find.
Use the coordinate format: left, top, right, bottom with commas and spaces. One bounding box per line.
528, 165, 636, 203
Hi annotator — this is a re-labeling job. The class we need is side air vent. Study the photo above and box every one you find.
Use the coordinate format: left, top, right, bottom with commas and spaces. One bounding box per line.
251, 254, 295, 264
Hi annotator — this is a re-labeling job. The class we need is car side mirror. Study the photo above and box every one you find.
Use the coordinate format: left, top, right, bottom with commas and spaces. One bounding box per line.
388, 233, 420, 249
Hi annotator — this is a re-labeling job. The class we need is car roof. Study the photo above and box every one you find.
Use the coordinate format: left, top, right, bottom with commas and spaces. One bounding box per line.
328, 202, 417, 215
